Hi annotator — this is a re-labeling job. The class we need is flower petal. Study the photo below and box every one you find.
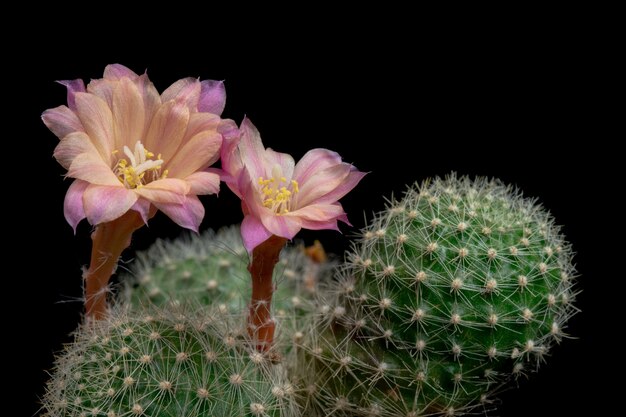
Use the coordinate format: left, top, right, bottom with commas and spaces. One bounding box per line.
259, 213, 301, 240
238, 117, 267, 182
292, 148, 342, 184
42, 105, 84, 140
58, 79, 86, 111
166, 131, 222, 178
54, 131, 101, 170
285, 203, 346, 221
183, 112, 221, 140
86, 78, 115, 107
161, 78, 201, 110
295, 163, 352, 208
299, 219, 341, 232
219, 119, 243, 196
67, 152, 120, 186
241, 215, 272, 253
131, 198, 152, 224
313, 168, 366, 205
136, 74, 162, 134
154, 196, 204, 232
198, 80, 226, 115
64, 180, 89, 233
112, 77, 145, 151
185, 171, 220, 195
134, 178, 189, 204
74, 92, 114, 165
83, 184, 138, 225
144, 100, 190, 162
265, 148, 295, 180
103, 64, 139, 80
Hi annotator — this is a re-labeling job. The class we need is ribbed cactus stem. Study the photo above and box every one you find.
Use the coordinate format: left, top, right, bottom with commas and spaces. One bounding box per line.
84, 211, 144, 320
248, 236, 287, 351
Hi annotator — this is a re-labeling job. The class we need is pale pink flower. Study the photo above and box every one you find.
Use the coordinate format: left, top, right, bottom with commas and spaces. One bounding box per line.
221, 118, 365, 252
43, 64, 232, 232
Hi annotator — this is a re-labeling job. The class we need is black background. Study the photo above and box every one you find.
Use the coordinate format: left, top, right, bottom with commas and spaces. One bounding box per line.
12, 31, 605, 416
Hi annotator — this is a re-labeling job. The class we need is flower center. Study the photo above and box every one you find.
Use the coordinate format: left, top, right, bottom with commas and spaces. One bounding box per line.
258, 167, 299, 215
113, 141, 167, 189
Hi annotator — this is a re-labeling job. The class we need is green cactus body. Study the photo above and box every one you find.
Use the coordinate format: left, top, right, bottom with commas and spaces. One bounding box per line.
42, 305, 300, 417
297, 176, 578, 416
121, 226, 330, 322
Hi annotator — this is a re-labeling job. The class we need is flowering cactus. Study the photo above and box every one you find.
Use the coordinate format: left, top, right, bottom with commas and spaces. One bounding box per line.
220, 117, 364, 350
42, 64, 233, 319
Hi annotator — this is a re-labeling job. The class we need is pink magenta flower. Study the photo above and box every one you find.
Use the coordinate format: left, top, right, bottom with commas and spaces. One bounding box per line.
42, 64, 231, 232
221, 118, 366, 252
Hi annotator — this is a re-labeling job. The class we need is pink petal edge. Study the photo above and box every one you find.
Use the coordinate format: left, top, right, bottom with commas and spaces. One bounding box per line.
83, 185, 138, 225
154, 196, 204, 233
198, 80, 226, 115
64, 180, 89, 233
241, 215, 273, 253
58, 79, 86, 111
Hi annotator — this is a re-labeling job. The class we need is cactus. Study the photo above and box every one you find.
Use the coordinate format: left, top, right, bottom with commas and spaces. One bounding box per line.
120, 226, 332, 321
42, 304, 301, 417
294, 175, 578, 416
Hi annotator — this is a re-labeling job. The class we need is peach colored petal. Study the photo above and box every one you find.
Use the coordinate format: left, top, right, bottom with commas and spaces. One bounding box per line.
42, 105, 84, 140
144, 100, 190, 162
103, 64, 139, 80
67, 153, 120, 186
86, 78, 115, 107
161, 78, 201, 110
166, 131, 222, 178
264, 148, 295, 180
153, 196, 204, 232
112, 77, 145, 151
83, 184, 138, 225
292, 148, 342, 184
198, 80, 226, 115
136, 74, 162, 134
134, 178, 189, 204
64, 180, 88, 233
54, 131, 101, 170
74, 92, 114, 165
185, 171, 220, 195
183, 112, 221, 141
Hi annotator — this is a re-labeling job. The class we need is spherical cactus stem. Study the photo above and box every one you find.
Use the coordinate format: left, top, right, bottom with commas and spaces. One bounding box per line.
84, 211, 145, 320
248, 235, 287, 351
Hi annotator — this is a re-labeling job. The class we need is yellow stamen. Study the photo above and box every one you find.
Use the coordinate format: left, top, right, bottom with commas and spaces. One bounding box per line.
257, 175, 299, 215
113, 141, 165, 189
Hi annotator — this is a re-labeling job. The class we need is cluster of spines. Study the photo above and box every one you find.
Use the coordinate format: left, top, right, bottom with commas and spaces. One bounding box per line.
42, 304, 300, 417
292, 175, 578, 416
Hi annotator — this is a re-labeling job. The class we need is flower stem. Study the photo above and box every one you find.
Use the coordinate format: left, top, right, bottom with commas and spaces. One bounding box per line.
84, 211, 144, 321
247, 235, 287, 351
